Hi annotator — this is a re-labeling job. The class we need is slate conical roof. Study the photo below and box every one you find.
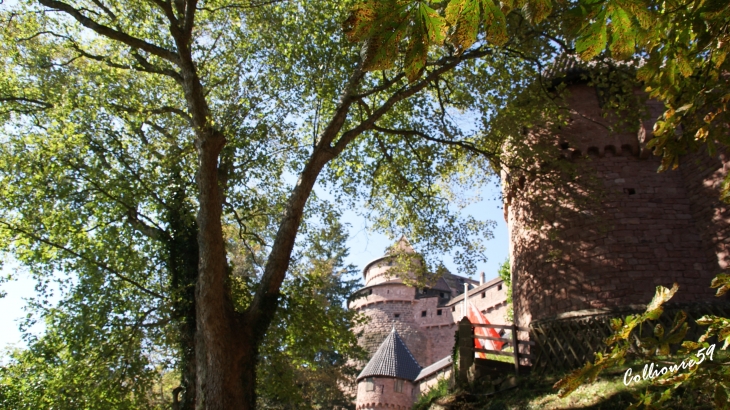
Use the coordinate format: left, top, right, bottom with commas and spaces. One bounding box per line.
357, 328, 422, 381
385, 235, 415, 255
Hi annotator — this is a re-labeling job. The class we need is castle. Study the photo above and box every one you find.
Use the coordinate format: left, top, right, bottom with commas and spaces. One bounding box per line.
348, 237, 510, 409
349, 57, 730, 408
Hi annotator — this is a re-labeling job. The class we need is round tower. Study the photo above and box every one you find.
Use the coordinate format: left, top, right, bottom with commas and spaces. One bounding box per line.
504, 68, 725, 328
349, 237, 429, 367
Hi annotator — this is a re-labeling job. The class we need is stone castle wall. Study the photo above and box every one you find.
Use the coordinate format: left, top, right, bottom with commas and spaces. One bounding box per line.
679, 148, 730, 273
355, 377, 414, 410
352, 296, 429, 367
506, 84, 726, 327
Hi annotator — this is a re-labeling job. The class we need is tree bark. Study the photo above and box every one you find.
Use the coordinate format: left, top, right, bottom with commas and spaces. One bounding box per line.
193, 128, 246, 409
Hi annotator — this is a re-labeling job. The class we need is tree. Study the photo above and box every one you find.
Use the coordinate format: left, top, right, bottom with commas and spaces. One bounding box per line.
0, 0, 566, 408
0, 215, 364, 409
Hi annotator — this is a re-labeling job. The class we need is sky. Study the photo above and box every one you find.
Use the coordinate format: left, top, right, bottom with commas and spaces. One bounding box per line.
0, 179, 509, 352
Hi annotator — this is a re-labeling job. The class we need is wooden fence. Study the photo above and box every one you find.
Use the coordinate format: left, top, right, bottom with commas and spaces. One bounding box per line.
529, 301, 730, 375
457, 317, 534, 384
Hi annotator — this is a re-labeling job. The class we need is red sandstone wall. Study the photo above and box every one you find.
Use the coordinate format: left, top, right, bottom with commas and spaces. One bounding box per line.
679, 148, 730, 275
469, 282, 511, 324
355, 377, 414, 410
413, 297, 454, 365
507, 84, 720, 326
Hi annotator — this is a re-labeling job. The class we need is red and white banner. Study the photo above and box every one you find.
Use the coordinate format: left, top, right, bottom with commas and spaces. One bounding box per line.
466, 301, 504, 358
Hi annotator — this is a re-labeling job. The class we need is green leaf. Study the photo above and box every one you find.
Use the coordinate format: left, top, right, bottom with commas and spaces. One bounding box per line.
608, 6, 635, 59
644, 283, 678, 320
575, 10, 608, 61
481, 0, 508, 46
524, 0, 552, 24
404, 21, 428, 81
446, 0, 480, 52
654, 323, 665, 339
419, 3, 446, 44
710, 273, 730, 297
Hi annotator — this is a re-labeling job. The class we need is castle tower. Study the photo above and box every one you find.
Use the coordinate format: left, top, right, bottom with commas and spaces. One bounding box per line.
504, 62, 729, 328
349, 236, 430, 367
355, 328, 421, 410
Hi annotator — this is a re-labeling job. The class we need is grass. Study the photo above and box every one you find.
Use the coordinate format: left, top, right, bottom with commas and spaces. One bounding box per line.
481, 346, 514, 364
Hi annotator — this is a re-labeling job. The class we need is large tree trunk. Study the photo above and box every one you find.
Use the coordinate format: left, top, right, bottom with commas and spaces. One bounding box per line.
194, 129, 248, 409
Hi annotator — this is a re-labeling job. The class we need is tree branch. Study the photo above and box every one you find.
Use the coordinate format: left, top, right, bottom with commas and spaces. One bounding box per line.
333, 48, 493, 154
372, 125, 500, 162
0, 97, 53, 109
127, 208, 168, 240
38, 0, 180, 64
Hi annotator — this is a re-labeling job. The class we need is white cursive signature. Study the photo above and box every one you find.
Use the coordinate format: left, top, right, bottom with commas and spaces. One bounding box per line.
623, 344, 716, 386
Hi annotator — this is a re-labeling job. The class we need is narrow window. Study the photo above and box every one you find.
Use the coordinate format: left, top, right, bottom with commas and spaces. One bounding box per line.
368, 289, 373, 295
394, 379, 403, 393
394, 313, 400, 319
437, 309, 442, 316
439, 292, 445, 298
421, 310, 427, 317
481, 292, 485, 298
498, 284, 502, 291
452, 306, 455, 312
365, 377, 374, 391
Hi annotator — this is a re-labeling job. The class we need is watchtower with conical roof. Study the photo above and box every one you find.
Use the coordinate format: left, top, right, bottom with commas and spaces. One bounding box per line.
355, 328, 422, 410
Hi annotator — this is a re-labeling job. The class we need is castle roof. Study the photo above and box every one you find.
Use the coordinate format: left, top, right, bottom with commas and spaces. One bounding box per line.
432, 277, 452, 292
357, 328, 422, 381
361, 236, 417, 279
444, 276, 504, 307
414, 355, 453, 382
386, 235, 415, 255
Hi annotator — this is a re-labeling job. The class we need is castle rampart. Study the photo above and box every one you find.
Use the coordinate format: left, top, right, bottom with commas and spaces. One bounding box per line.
506, 82, 724, 327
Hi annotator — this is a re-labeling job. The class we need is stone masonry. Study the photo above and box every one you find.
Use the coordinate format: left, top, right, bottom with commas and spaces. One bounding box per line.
505, 82, 729, 329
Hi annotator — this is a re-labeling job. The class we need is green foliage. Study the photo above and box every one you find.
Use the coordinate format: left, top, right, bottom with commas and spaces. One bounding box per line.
343, 0, 446, 81
413, 377, 451, 410
0, 317, 167, 409
497, 258, 513, 322
344, 0, 554, 81
346, 0, 730, 193
256, 220, 367, 409
555, 278, 730, 409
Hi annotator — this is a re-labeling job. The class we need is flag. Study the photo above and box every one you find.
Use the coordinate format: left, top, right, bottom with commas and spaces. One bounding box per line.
466, 301, 504, 359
